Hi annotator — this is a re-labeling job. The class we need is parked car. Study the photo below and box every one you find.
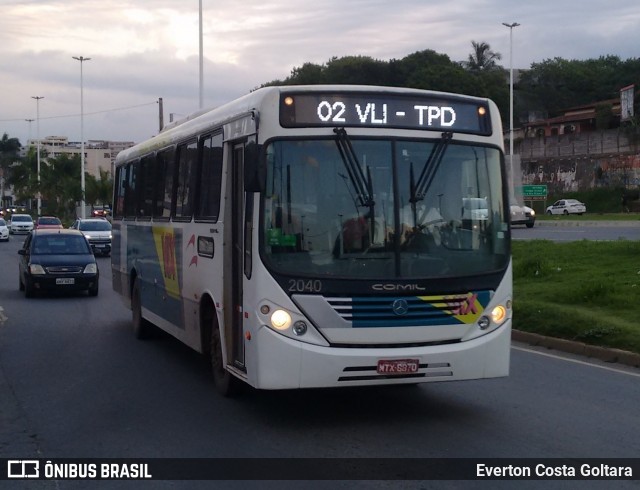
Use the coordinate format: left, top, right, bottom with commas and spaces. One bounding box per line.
70, 218, 112, 256
35, 216, 63, 230
0, 218, 9, 241
510, 205, 536, 228
17, 229, 99, 297
546, 199, 586, 215
8, 214, 34, 234
461, 197, 489, 220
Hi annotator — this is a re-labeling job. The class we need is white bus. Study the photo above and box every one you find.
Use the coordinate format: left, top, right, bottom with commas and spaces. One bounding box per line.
112, 85, 512, 395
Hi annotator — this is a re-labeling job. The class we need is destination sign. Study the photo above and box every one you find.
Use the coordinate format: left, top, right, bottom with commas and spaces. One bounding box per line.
280, 92, 492, 135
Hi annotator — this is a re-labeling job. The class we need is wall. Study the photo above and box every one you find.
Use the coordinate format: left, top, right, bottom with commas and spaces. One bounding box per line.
514, 129, 640, 194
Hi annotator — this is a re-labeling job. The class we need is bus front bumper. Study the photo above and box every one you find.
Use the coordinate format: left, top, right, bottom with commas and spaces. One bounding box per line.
247, 321, 511, 389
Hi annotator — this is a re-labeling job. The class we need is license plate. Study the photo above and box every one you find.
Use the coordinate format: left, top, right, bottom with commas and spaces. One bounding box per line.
95, 244, 105, 248
377, 358, 420, 375
56, 278, 75, 285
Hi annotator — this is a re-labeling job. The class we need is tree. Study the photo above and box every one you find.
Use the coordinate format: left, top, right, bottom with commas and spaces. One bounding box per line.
322, 56, 391, 86
39, 153, 82, 219
7, 148, 35, 209
85, 168, 113, 208
0, 133, 22, 206
518, 55, 640, 117
464, 41, 502, 71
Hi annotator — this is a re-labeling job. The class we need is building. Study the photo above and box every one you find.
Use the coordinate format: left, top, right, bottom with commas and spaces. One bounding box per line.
25, 136, 134, 177
516, 94, 640, 196
523, 99, 623, 138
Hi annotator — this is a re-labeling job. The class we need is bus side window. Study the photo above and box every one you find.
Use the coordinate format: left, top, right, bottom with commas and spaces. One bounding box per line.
124, 161, 139, 219
196, 132, 223, 221
156, 147, 176, 219
174, 140, 197, 220
113, 165, 127, 219
139, 154, 155, 218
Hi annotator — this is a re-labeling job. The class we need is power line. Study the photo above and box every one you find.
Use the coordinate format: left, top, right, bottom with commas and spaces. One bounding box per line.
0, 100, 158, 123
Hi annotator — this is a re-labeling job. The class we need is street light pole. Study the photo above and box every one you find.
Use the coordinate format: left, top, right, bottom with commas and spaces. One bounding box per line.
73, 56, 91, 219
199, 0, 204, 109
502, 22, 520, 197
31, 96, 44, 216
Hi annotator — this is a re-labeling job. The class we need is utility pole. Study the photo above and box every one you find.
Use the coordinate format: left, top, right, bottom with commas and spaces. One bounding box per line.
159, 98, 164, 132
31, 96, 44, 216
502, 22, 520, 198
199, 0, 204, 109
73, 56, 91, 219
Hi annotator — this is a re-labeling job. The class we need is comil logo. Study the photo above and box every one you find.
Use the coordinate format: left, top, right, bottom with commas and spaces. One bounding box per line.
7, 460, 39, 478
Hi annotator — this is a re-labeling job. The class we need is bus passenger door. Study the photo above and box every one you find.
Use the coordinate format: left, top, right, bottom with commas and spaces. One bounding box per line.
224, 143, 246, 370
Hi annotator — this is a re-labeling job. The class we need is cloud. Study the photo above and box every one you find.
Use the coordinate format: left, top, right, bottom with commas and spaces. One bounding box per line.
1, 0, 639, 145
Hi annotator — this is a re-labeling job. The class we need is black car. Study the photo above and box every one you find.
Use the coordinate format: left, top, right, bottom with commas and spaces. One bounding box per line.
18, 229, 99, 297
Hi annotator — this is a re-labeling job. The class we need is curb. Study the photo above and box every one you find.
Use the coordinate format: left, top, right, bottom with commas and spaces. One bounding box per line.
512, 330, 640, 368
536, 219, 640, 227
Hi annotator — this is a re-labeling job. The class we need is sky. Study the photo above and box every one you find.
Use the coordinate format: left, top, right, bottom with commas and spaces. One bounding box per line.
1, 0, 639, 147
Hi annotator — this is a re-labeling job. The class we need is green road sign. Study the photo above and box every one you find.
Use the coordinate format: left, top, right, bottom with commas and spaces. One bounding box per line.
521, 185, 548, 199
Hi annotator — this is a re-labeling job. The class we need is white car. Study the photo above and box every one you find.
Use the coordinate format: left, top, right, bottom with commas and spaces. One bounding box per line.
70, 218, 112, 256
510, 205, 536, 228
0, 218, 9, 241
545, 199, 586, 215
462, 197, 489, 221
8, 214, 34, 234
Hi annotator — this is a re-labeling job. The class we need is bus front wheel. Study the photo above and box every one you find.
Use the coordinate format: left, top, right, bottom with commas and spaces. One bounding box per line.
210, 321, 239, 397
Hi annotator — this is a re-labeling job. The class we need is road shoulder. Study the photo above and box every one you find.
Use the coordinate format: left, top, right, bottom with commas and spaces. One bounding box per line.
512, 329, 640, 368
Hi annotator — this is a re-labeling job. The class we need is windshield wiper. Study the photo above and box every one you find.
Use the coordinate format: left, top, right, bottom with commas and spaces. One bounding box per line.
333, 128, 375, 209
410, 131, 453, 206
334, 127, 376, 242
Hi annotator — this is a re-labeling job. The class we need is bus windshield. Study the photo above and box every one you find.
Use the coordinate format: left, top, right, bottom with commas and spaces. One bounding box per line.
262, 137, 509, 280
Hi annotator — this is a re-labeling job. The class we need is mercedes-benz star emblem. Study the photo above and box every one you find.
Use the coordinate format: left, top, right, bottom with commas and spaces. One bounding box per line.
392, 299, 409, 316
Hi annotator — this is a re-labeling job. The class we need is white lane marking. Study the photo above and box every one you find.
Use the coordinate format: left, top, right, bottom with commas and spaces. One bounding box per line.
0, 307, 7, 325
512, 345, 640, 378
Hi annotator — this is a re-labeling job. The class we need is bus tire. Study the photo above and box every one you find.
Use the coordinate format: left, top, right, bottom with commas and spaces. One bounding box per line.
132, 278, 153, 339
210, 319, 239, 397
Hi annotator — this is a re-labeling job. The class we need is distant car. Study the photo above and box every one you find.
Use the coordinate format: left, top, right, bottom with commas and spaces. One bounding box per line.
510, 205, 536, 228
17, 229, 99, 298
546, 199, 586, 215
0, 218, 9, 241
35, 216, 63, 230
8, 214, 34, 234
462, 197, 489, 220
70, 218, 112, 256
92, 206, 111, 217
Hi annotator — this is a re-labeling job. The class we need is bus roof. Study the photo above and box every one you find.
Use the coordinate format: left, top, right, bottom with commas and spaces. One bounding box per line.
116, 85, 498, 165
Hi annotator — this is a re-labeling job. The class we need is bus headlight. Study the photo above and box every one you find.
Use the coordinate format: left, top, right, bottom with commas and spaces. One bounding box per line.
270, 309, 292, 330
491, 305, 507, 324
477, 305, 508, 330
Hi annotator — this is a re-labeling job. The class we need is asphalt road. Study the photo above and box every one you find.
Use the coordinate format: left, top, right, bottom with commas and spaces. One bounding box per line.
512, 219, 640, 241
1, 233, 639, 490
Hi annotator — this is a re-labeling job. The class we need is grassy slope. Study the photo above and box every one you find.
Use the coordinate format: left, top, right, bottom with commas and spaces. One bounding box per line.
512, 240, 640, 354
